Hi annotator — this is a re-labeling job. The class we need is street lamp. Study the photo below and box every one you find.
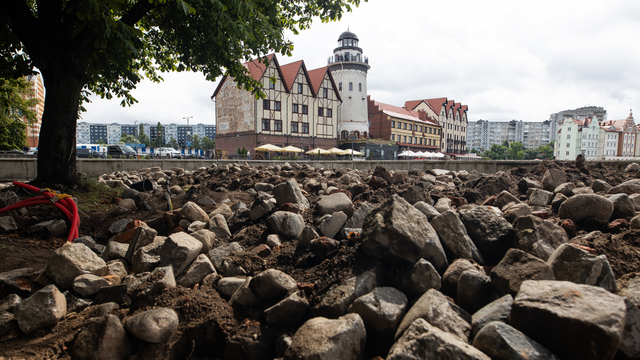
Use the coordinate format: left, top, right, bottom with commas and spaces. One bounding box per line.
183, 116, 193, 126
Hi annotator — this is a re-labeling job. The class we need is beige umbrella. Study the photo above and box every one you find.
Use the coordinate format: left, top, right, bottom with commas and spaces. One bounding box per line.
328, 147, 348, 155
254, 144, 283, 152
342, 149, 364, 156
305, 147, 331, 155
280, 145, 304, 153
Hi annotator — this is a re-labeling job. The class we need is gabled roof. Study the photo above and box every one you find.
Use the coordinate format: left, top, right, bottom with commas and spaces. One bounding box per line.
425, 98, 449, 114
372, 100, 440, 127
307, 66, 342, 102
211, 54, 279, 99
280, 60, 305, 92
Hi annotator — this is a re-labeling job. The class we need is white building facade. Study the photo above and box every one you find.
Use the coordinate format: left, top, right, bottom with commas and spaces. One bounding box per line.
328, 30, 370, 139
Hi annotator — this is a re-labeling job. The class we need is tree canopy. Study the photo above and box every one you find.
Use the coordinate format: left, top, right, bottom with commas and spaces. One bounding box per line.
0, 77, 38, 150
1, 0, 364, 184
480, 140, 555, 160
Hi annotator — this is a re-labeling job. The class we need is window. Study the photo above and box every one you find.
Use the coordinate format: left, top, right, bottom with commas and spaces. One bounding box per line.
302, 105, 308, 114
327, 109, 332, 117
263, 100, 270, 110
566, 143, 570, 147
262, 119, 270, 131
419, 126, 423, 132
292, 104, 299, 113
349, 82, 353, 91
302, 123, 309, 134
274, 101, 281, 111
428, 139, 431, 145
568, 127, 571, 131
274, 120, 282, 132
291, 122, 298, 133
323, 88, 328, 98
409, 137, 412, 144
409, 124, 413, 131
359, 83, 362, 91
339, 83, 342, 91
429, 128, 432, 134
269, 81, 275, 89
391, 134, 395, 141
403, 136, 407, 143
297, 83, 303, 94
566, 151, 569, 155
318, 107, 324, 116
392, 121, 396, 128
567, 135, 570, 139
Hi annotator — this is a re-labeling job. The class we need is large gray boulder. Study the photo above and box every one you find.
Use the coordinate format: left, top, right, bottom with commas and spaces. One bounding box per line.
273, 179, 310, 209
347, 287, 408, 344
208, 242, 246, 277
510, 280, 627, 360
458, 205, 514, 264
267, 211, 305, 239
123, 226, 158, 263
125, 307, 179, 344
249, 195, 277, 221
360, 195, 447, 271
528, 188, 554, 207
264, 292, 309, 329
388, 318, 490, 360
316, 192, 354, 217
46, 243, 108, 288
608, 179, 640, 195
393, 258, 441, 296
431, 210, 484, 264
317, 211, 348, 239
618, 273, 640, 308
457, 270, 498, 315
284, 314, 366, 360
491, 248, 555, 296
413, 201, 441, 221
558, 194, 614, 224
513, 215, 568, 261
473, 321, 560, 360
442, 259, 484, 297
71, 314, 131, 360
14, 284, 67, 334
542, 169, 567, 191
176, 253, 216, 288
159, 232, 202, 276
131, 239, 164, 274
471, 294, 513, 339
249, 269, 297, 302
619, 297, 640, 360
395, 288, 471, 342
609, 193, 637, 220
547, 243, 616, 291
208, 213, 232, 239
180, 201, 209, 223
73, 274, 111, 297
311, 271, 379, 319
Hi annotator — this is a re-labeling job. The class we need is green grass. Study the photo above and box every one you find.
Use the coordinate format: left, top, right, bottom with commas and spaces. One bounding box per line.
69, 177, 120, 213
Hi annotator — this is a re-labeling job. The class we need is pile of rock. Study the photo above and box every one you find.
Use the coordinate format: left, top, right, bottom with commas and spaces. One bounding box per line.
3, 161, 640, 360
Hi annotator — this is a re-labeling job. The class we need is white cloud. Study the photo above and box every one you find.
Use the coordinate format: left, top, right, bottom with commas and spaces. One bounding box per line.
82, 0, 640, 126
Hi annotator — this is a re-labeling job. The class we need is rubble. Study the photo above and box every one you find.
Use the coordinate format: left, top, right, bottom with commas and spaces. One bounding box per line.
3, 160, 640, 359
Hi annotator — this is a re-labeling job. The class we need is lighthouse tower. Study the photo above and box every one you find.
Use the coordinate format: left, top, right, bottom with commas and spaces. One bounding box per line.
328, 30, 370, 140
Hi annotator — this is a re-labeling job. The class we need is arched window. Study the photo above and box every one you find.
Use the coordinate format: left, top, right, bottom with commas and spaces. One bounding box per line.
363, 131, 368, 139
335, 54, 339, 62
353, 130, 360, 139
341, 130, 349, 140
349, 82, 353, 91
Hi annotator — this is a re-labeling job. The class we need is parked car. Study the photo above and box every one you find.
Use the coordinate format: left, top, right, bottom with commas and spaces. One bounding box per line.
155, 147, 182, 159
76, 148, 104, 158
107, 145, 137, 158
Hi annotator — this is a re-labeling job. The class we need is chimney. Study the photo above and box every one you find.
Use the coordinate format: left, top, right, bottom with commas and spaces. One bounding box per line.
417, 109, 427, 121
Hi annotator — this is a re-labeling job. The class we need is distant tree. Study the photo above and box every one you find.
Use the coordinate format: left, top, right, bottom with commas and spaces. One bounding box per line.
155, 122, 164, 147
119, 134, 136, 144
169, 137, 178, 149
191, 134, 200, 150
0, 77, 38, 150
508, 141, 525, 160
201, 136, 214, 150
96, 138, 106, 145
137, 123, 149, 146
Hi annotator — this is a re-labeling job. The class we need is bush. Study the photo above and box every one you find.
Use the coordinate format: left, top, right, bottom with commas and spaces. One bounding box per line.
145, 155, 151, 159
107, 154, 112, 159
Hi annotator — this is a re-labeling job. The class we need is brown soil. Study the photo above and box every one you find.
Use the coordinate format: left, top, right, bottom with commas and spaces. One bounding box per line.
1, 160, 640, 359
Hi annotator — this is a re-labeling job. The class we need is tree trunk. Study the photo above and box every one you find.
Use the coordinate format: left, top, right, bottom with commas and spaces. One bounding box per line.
34, 66, 85, 186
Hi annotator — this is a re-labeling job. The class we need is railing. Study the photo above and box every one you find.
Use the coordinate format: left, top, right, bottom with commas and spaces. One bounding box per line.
327, 56, 369, 65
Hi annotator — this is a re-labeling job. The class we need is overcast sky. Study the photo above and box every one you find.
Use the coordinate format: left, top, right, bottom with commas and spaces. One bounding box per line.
81, 0, 640, 126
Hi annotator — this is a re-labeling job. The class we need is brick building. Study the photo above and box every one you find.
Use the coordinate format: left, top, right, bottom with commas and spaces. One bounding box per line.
24, 73, 45, 148
212, 54, 341, 155
368, 97, 442, 152
405, 98, 468, 155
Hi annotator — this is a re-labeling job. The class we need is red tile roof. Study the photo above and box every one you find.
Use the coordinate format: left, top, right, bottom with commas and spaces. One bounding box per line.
243, 54, 276, 82
279, 60, 304, 92
372, 99, 440, 126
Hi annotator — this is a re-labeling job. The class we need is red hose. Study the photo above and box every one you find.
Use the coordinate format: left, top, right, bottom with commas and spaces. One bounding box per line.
0, 181, 80, 242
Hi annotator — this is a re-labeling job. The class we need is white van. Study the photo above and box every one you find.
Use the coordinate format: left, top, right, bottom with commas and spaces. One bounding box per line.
156, 147, 182, 158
